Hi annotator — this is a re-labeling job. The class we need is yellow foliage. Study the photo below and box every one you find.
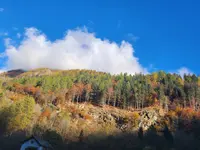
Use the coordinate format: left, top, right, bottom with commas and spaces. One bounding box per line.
9, 93, 25, 102
181, 108, 195, 119
132, 112, 140, 120
152, 73, 158, 81
177, 77, 184, 86
166, 111, 177, 118
6, 96, 35, 132
175, 106, 182, 116
198, 77, 200, 86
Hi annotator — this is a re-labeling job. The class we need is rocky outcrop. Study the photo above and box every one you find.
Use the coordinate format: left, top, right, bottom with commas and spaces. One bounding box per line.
87, 105, 164, 132
17, 68, 52, 78
138, 108, 161, 130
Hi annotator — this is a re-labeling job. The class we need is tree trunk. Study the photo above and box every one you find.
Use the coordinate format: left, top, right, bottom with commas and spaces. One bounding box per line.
76, 95, 79, 103
113, 94, 116, 107
108, 95, 111, 105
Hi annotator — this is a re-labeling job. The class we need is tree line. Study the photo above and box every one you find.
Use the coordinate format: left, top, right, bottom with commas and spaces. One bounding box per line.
5, 70, 200, 110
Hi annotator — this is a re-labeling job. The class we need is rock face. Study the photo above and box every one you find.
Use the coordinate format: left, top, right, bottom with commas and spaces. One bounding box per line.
138, 109, 160, 130
32, 68, 52, 77
88, 106, 163, 132
18, 68, 52, 78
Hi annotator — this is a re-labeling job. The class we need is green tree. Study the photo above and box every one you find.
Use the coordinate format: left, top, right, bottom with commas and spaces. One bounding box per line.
6, 96, 35, 133
158, 85, 165, 108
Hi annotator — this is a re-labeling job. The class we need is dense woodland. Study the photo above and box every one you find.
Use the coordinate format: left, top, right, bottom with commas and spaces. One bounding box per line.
0, 69, 200, 149
5, 69, 200, 110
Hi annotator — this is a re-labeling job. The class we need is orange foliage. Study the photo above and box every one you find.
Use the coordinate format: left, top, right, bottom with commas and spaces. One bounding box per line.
70, 85, 78, 95
85, 84, 92, 92
180, 108, 195, 119
68, 105, 77, 113
166, 111, 177, 119
83, 114, 93, 120
174, 106, 182, 116
112, 79, 117, 86
39, 107, 52, 120
13, 83, 24, 93
13, 83, 42, 97
9, 93, 25, 102
195, 111, 200, 119
107, 87, 114, 97
24, 85, 40, 95
76, 83, 84, 96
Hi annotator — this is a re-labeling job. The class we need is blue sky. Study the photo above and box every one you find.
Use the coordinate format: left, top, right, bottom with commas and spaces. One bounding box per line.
0, 0, 199, 75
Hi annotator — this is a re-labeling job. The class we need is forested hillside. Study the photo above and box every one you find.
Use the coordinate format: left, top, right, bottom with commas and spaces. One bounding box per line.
5, 68, 200, 110
0, 68, 200, 149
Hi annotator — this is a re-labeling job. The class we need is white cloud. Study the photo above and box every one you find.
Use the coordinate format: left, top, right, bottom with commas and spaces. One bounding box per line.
127, 33, 140, 42
12, 27, 18, 31
4, 32, 8, 36
17, 33, 21, 38
0, 8, 4, 12
0, 67, 6, 74
0, 52, 5, 58
177, 67, 193, 78
2, 27, 147, 75
0, 32, 8, 37
4, 38, 12, 47
0, 69, 6, 74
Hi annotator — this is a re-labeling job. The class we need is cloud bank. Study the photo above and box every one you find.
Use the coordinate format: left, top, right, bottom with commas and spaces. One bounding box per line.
2, 27, 147, 74
177, 67, 193, 78
0, 8, 4, 12
0, 70, 5, 74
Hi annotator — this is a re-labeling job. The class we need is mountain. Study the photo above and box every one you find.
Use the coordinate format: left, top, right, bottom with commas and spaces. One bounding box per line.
0, 69, 25, 78
0, 68, 200, 149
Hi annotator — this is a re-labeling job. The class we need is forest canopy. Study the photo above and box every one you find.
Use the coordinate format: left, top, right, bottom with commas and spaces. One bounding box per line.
3, 69, 199, 111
